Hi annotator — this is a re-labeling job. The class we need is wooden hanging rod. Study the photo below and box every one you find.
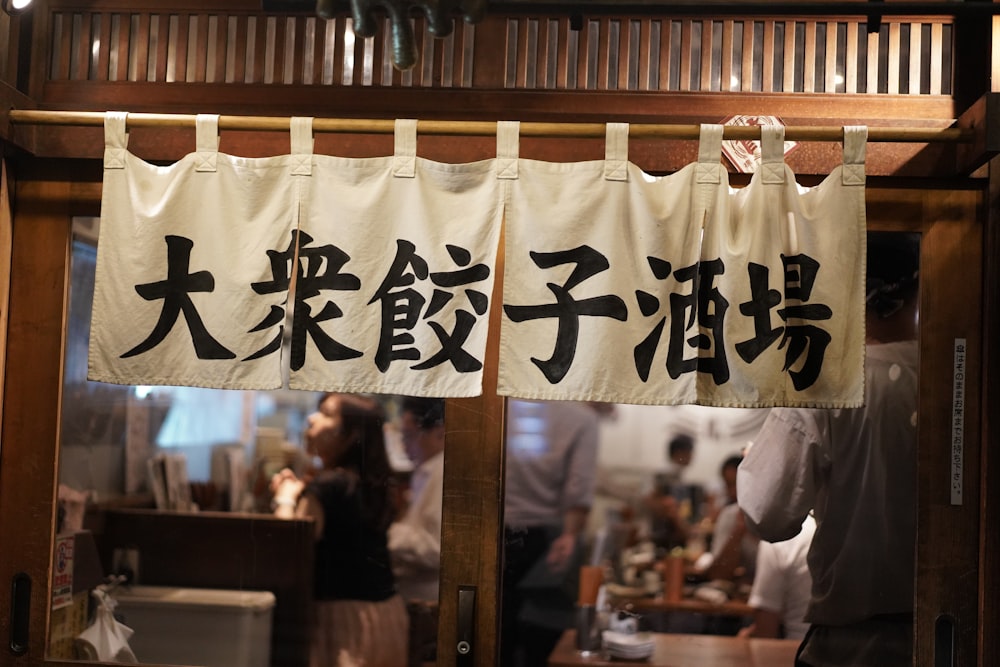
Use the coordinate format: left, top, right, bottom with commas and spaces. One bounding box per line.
7, 110, 973, 143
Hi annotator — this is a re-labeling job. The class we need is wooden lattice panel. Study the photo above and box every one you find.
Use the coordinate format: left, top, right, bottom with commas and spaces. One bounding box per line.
45, 10, 952, 95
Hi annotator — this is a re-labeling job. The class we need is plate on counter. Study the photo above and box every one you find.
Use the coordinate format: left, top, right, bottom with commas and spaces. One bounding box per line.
602, 631, 655, 661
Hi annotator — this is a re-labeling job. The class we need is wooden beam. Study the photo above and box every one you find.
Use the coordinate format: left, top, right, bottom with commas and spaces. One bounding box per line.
8, 97, 969, 177
981, 152, 1000, 667
438, 226, 506, 667
0, 179, 72, 664
0, 81, 36, 151
956, 93, 1000, 175
0, 10, 10, 85
0, 159, 11, 450
914, 188, 982, 667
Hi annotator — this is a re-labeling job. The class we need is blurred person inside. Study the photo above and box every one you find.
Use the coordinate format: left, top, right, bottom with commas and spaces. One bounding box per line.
388, 396, 445, 667
388, 396, 445, 603
272, 392, 408, 667
501, 399, 601, 667
738, 232, 919, 667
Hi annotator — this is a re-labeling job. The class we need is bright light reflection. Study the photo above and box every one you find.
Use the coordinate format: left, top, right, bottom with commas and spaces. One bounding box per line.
11, 0, 32, 10
343, 23, 356, 78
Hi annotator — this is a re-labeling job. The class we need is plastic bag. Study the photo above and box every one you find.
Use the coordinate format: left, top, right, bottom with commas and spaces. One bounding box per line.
75, 587, 137, 663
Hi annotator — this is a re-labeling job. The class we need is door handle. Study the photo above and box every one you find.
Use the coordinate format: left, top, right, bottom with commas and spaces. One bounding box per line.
10, 572, 31, 656
456, 585, 476, 667
934, 614, 955, 667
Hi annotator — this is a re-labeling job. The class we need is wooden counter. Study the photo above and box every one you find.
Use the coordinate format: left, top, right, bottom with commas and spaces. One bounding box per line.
616, 595, 755, 618
547, 631, 800, 667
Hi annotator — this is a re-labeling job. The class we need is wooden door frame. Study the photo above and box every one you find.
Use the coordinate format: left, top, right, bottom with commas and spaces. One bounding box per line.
868, 186, 984, 666
979, 156, 1000, 667
0, 166, 987, 667
0, 176, 75, 665
439, 183, 989, 667
0, 159, 12, 440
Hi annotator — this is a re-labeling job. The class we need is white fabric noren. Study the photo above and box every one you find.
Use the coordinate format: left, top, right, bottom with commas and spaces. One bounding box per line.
842, 125, 867, 186
760, 125, 786, 185
91, 111, 865, 407
290, 117, 314, 176
697, 124, 724, 184
90, 115, 298, 390
604, 123, 629, 181
500, 117, 864, 407
195, 114, 219, 172
496, 121, 520, 180
103, 112, 128, 170
291, 126, 503, 397
393, 118, 417, 178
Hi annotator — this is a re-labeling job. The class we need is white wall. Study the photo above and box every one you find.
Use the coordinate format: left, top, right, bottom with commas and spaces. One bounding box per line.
597, 403, 771, 490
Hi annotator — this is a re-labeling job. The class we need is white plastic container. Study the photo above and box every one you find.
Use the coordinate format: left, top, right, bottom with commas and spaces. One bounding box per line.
112, 585, 275, 667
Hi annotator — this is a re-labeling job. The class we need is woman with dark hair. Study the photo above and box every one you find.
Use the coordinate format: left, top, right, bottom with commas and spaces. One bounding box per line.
272, 392, 408, 667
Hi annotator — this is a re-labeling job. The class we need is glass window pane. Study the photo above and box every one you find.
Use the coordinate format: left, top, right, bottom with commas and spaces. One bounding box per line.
500, 233, 919, 666
52, 217, 441, 667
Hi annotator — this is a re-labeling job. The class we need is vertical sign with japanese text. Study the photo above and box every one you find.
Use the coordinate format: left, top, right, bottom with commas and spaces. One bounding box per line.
52, 534, 75, 610
952, 338, 966, 505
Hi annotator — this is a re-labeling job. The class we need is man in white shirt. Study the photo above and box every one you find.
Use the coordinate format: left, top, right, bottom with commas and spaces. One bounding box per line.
738, 232, 919, 667
693, 501, 759, 583
742, 514, 816, 640
388, 397, 445, 603
692, 454, 758, 583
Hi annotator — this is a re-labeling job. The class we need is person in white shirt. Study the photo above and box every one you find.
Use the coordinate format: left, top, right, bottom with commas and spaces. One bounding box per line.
741, 514, 816, 640
692, 501, 759, 583
388, 397, 445, 603
692, 454, 759, 584
738, 232, 919, 667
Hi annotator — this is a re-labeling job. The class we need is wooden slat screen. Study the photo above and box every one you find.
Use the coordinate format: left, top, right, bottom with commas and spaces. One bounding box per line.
1, 12, 10, 85
44, 10, 954, 95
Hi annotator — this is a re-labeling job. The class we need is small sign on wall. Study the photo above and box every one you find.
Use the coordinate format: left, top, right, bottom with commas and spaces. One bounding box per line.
951, 338, 966, 505
52, 534, 75, 610
720, 115, 799, 173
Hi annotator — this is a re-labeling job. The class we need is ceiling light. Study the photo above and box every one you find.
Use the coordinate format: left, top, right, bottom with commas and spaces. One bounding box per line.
4, 0, 33, 13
